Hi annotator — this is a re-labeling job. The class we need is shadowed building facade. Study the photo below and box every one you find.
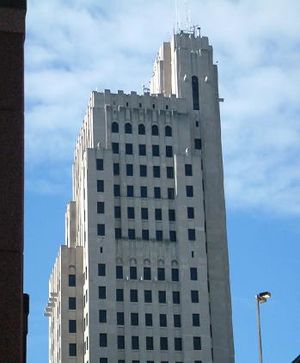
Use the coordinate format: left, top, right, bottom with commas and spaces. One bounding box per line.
46, 30, 234, 363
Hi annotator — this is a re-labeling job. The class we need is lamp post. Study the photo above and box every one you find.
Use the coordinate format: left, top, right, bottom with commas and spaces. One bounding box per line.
255, 291, 271, 363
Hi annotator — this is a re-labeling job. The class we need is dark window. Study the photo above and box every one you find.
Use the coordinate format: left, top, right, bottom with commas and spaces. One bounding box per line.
125, 143, 133, 155
190, 267, 198, 280
99, 286, 106, 299
141, 208, 148, 220
97, 202, 105, 214
146, 336, 154, 350
191, 290, 199, 303
112, 122, 119, 133
169, 230, 176, 242
96, 158, 104, 170
131, 313, 139, 326
69, 343, 77, 356
193, 336, 202, 350
114, 184, 120, 197
99, 310, 107, 323
140, 186, 147, 198
127, 185, 134, 197
116, 288, 124, 302
132, 336, 139, 350
195, 138, 202, 150
139, 144, 146, 156
160, 337, 168, 350
174, 314, 181, 327
127, 207, 135, 218
112, 142, 119, 154
116, 265, 123, 279
166, 167, 174, 179
192, 75, 200, 110
138, 124, 145, 135
152, 145, 160, 156
166, 145, 173, 157
114, 206, 121, 218
115, 228, 122, 239
130, 266, 137, 280
156, 230, 163, 241
97, 224, 105, 236
174, 337, 182, 351
68, 274, 76, 287
145, 313, 153, 325
140, 165, 147, 177
117, 335, 125, 349
118, 361, 125, 363
154, 187, 161, 198
142, 229, 149, 240
168, 209, 176, 221
98, 263, 106, 276
144, 290, 152, 303
130, 289, 138, 302
126, 164, 133, 176
157, 268, 165, 281
158, 290, 166, 303
185, 164, 193, 176
155, 208, 162, 221
113, 162, 120, 175
117, 312, 124, 325
172, 291, 180, 304
192, 313, 200, 326
188, 229, 196, 241
187, 207, 195, 219
186, 185, 194, 197
167, 188, 175, 200
100, 359, 108, 363
97, 180, 104, 192
69, 320, 76, 333
152, 124, 159, 135
128, 229, 136, 240
99, 333, 107, 347
153, 166, 160, 178
125, 122, 132, 134
160, 314, 167, 327
172, 268, 179, 281
143, 267, 151, 280
165, 125, 172, 137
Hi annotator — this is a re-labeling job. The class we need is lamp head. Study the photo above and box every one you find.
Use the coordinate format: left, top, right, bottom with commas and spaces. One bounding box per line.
256, 291, 271, 303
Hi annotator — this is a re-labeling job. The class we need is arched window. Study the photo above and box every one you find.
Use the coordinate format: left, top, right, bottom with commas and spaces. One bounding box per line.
165, 125, 172, 137
112, 122, 119, 133
138, 124, 145, 135
192, 75, 200, 110
125, 122, 132, 134
152, 124, 159, 136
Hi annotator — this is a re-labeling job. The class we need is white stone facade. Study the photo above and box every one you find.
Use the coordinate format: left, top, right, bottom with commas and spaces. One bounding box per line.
46, 30, 234, 363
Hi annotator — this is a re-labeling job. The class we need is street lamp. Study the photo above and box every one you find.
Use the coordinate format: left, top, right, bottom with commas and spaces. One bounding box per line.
255, 291, 271, 363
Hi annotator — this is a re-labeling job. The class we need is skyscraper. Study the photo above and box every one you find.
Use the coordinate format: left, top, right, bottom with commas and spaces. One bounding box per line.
46, 29, 234, 363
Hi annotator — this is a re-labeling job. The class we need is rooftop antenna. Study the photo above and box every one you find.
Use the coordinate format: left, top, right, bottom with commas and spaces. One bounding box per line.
175, 0, 180, 33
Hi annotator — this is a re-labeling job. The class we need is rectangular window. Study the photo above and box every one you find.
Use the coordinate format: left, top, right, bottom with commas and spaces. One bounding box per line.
68, 297, 76, 310
130, 289, 138, 302
167, 188, 175, 200
172, 291, 180, 304
99, 310, 107, 323
130, 266, 137, 280
99, 333, 107, 347
139, 144, 146, 156
192, 313, 200, 326
186, 185, 194, 197
174, 314, 181, 327
187, 207, 195, 219
97, 201, 105, 214
126, 163, 133, 176
117, 312, 124, 325
116, 265, 123, 279
153, 166, 160, 178
141, 208, 148, 220
156, 230, 163, 241
100, 359, 108, 363
132, 336, 139, 350
127, 207, 135, 219
114, 184, 120, 197
113, 163, 120, 175
142, 229, 149, 240
188, 229, 196, 241
169, 230, 176, 242
158, 290, 166, 303
112, 142, 119, 154
174, 337, 182, 351
116, 288, 124, 302
185, 164, 193, 176
131, 312, 139, 326
97, 224, 105, 236
191, 290, 199, 303
145, 313, 153, 326
69, 320, 76, 333
154, 187, 161, 198
172, 268, 179, 281
146, 336, 154, 350
160, 337, 168, 350
140, 165, 147, 177
127, 185, 134, 197
152, 144, 160, 156
69, 343, 77, 356
98, 286, 106, 299
190, 267, 198, 280
96, 158, 104, 170
125, 143, 133, 155
97, 180, 104, 192
194, 138, 202, 150
144, 290, 152, 303
128, 229, 135, 240
155, 208, 162, 221
68, 274, 76, 287
140, 186, 147, 198
115, 228, 122, 239
166, 145, 173, 157
143, 267, 151, 280
168, 209, 176, 221
193, 337, 202, 350
157, 267, 165, 281
98, 263, 106, 276
166, 166, 174, 179
114, 206, 121, 218
117, 335, 125, 349
159, 314, 167, 327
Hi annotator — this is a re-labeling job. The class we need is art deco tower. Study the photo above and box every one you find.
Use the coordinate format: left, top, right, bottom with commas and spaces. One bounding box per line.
46, 30, 234, 363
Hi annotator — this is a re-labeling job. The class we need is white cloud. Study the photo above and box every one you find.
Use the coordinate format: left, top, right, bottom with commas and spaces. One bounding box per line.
25, 0, 300, 215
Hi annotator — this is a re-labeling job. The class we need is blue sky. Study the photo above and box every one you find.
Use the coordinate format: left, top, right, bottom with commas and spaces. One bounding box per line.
24, 0, 300, 362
